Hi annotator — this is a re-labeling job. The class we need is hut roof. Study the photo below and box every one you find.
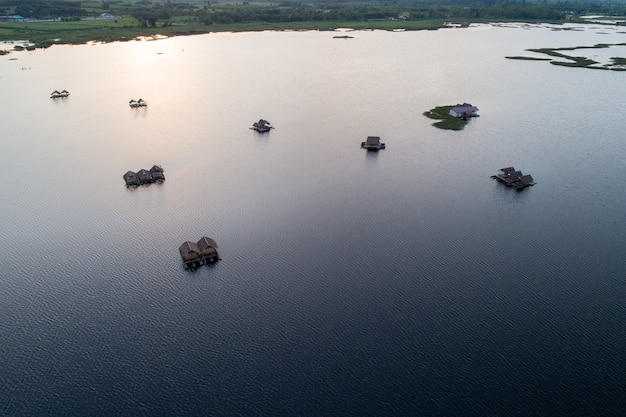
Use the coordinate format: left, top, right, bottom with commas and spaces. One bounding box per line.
253, 119, 271, 128
451, 103, 478, 113
500, 167, 516, 176
123, 171, 139, 185
507, 171, 523, 182
179, 241, 201, 260
198, 236, 218, 252
519, 175, 534, 185
149, 165, 164, 180
365, 136, 381, 145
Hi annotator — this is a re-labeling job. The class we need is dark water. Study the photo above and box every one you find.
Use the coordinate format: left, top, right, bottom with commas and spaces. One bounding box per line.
1, 25, 625, 416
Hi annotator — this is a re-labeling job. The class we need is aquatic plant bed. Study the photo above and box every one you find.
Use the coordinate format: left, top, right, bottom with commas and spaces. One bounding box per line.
423, 106, 468, 131
506, 43, 626, 71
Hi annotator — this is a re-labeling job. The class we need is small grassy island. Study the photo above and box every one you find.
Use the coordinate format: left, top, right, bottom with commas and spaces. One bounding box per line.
423, 104, 478, 131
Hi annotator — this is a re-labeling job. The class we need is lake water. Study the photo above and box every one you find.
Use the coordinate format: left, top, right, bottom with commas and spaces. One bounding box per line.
0, 23, 625, 416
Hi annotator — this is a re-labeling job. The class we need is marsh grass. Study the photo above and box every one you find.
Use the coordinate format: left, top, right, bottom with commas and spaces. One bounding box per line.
505, 56, 551, 61
509, 43, 626, 70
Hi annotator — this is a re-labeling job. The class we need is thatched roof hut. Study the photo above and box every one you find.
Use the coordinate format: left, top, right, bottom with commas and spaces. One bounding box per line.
505, 170, 523, 183
129, 98, 148, 108
149, 165, 165, 181
519, 175, 535, 186
251, 119, 272, 132
198, 236, 218, 252
198, 236, 219, 263
137, 169, 153, 184
500, 167, 516, 176
179, 241, 202, 269
492, 167, 535, 190
50, 89, 70, 98
123, 170, 140, 186
361, 136, 386, 151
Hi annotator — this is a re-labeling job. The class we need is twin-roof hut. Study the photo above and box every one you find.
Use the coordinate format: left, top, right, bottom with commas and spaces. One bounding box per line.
129, 98, 148, 108
179, 237, 220, 270
50, 90, 70, 99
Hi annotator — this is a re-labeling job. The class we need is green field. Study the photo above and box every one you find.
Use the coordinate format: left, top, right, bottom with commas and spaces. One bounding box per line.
1, 0, 624, 52
0, 17, 450, 49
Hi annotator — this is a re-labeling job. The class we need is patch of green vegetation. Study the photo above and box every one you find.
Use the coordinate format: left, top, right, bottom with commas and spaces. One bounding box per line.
609, 57, 626, 65
510, 43, 626, 71
423, 106, 468, 131
549, 61, 604, 69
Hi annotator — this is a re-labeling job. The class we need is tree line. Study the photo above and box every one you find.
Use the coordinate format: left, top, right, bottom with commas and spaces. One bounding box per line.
2, 0, 626, 27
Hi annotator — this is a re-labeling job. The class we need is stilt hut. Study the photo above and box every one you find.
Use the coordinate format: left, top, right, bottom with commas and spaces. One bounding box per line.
360, 136, 386, 151
129, 98, 148, 108
518, 174, 535, 188
197, 236, 220, 263
149, 165, 165, 182
251, 119, 273, 132
123, 170, 140, 186
491, 167, 535, 190
136, 169, 153, 184
50, 90, 70, 99
180, 241, 203, 270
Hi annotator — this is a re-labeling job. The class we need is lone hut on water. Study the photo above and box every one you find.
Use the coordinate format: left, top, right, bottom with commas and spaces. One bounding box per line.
360, 136, 386, 151
491, 167, 535, 190
251, 119, 273, 133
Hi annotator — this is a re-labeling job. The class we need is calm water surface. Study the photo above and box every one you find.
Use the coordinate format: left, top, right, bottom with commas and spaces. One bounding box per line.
0, 24, 625, 416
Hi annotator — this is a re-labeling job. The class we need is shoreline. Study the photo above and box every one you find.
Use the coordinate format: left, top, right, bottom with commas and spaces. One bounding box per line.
0, 19, 450, 54
0, 18, 579, 55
